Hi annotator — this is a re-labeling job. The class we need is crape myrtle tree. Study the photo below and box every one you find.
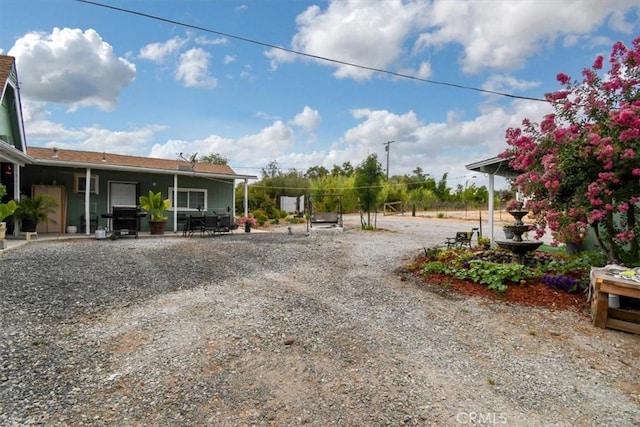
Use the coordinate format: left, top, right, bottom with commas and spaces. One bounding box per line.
353, 154, 384, 229
501, 37, 640, 264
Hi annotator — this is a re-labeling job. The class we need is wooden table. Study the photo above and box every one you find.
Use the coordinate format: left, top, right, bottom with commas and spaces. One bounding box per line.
591, 270, 640, 334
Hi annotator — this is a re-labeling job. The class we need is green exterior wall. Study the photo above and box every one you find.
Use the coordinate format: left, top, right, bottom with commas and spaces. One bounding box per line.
20, 164, 236, 232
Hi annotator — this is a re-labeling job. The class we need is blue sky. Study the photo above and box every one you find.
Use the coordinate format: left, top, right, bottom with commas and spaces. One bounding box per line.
1, 0, 639, 189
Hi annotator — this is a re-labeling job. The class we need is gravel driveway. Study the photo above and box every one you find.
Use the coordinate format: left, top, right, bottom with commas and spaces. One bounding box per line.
1, 214, 639, 426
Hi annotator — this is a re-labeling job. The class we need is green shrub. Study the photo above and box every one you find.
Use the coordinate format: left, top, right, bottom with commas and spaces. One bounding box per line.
453, 261, 533, 293
252, 209, 269, 226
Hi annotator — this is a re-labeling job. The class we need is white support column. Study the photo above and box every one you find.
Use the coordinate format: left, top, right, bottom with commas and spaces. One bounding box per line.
231, 179, 236, 219
488, 174, 495, 247
173, 174, 178, 233
243, 178, 249, 217
84, 168, 91, 235
12, 163, 20, 237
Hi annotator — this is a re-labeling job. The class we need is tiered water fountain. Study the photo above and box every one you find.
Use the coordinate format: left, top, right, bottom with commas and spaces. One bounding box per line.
496, 209, 543, 264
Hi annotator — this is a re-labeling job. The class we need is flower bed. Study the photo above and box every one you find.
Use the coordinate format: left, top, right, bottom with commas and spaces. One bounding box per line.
409, 247, 605, 312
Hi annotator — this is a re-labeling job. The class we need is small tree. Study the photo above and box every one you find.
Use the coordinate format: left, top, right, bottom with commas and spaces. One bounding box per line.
353, 154, 384, 228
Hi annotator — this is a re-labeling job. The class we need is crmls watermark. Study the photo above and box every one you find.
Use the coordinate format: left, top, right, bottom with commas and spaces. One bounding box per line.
456, 411, 508, 425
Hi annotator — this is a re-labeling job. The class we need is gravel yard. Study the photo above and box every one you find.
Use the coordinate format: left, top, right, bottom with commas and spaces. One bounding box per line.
1, 214, 639, 426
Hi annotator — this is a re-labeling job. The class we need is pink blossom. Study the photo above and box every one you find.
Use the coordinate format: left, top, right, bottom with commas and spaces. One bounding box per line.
556, 73, 571, 85
632, 168, 640, 176
592, 55, 604, 70
621, 148, 636, 159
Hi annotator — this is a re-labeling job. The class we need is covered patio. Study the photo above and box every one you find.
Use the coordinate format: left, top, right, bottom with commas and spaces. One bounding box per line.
465, 156, 520, 247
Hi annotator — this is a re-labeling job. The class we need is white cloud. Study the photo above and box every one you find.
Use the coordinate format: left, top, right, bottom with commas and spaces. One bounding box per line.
266, 0, 428, 81
139, 36, 187, 63
291, 106, 321, 132
224, 55, 236, 64
147, 121, 295, 169
267, 0, 639, 79
194, 36, 229, 46
8, 27, 135, 111
343, 109, 423, 147
415, 0, 640, 73
482, 75, 541, 94
149, 134, 236, 161
175, 48, 217, 88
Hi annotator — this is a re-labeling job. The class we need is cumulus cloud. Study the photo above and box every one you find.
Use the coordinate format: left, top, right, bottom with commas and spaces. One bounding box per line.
482, 75, 541, 94
266, 0, 427, 80
291, 106, 321, 132
267, 0, 637, 78
149, 134, 235, 160
175, 48, 217, 88
139, 36, 187, 63
8, 27, 135, 111
195, 36, 229, 46
415, 0, 638, 73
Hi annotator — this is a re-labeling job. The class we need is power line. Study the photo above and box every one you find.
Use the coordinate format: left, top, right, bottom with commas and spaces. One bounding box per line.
75, 0, 547, 102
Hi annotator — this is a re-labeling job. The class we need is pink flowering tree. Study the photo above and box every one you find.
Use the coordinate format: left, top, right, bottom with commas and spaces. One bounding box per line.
500, 38, 640, 264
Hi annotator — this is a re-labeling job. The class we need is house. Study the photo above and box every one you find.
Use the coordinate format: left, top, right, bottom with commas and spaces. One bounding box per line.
0, 54, 256, 237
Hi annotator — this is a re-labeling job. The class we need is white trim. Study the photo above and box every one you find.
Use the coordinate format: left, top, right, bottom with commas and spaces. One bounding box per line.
74, 173, 99, 194
168, 186, 208, 211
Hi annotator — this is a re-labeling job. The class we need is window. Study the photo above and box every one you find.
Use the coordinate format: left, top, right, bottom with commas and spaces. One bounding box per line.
74, 174, 99, 194
169, 187, 207, 211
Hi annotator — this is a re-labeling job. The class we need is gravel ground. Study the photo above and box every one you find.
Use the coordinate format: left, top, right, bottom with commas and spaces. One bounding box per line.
1, 214, 639, 426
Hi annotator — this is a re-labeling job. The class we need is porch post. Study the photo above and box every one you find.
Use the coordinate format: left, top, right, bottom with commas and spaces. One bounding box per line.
173, 173, 178, 233
12, 163, 20, 236
488, 174, 495, 247
84, 168, 91, 235
243, 178, 249, 217
231, 179, 236, 219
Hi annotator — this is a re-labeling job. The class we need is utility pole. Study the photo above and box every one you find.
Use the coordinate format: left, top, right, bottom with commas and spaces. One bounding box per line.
384, 140, 395, 180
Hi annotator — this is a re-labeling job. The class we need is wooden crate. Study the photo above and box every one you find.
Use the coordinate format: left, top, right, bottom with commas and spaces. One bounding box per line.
591, 271, 640, 335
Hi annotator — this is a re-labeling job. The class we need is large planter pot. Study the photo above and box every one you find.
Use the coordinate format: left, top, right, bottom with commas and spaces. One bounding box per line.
149, 220, 167, 235
21, 217, 37, 233
0, 222, 6, 240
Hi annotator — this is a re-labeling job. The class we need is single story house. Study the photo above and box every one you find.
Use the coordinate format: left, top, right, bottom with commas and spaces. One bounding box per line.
1, 55, 256, 237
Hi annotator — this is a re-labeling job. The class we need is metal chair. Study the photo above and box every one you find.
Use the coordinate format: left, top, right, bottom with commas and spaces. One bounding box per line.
81, 212, 99, 233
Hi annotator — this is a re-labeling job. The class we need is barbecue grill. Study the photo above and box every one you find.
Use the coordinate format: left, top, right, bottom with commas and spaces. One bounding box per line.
101, 206, 146, 238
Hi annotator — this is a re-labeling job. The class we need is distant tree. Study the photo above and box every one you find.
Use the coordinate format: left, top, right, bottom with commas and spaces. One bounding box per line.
199, 153, 228, 165
353, 154, 384, 228
261, 160, 282, 179
433, 173, 451, 202
306, 165, 329, 180
331, 161, 355, 177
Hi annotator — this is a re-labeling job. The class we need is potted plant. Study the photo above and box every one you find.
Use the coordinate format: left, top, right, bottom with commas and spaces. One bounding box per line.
138, 190, 171, 235
0, 184, 17, 240
477, 236, 491, 249
237, 216, 257, 232
14, 195, 58, 232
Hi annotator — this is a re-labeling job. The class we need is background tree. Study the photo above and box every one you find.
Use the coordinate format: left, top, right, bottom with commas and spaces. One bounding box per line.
306, 165, 329, 180
501, 37, 640, 264
199, 153, 228, 165
353, 154, 384, 228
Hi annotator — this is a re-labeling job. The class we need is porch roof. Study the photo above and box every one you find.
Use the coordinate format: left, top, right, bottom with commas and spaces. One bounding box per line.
27, 147, 256, 180
465, 156, 519, 178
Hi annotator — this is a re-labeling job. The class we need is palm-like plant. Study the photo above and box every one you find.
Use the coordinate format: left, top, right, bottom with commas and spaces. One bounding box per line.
139, 190, 171, 221
14, 195, 58, 226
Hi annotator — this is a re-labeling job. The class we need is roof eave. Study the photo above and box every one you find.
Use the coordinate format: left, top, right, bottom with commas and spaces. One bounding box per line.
33, 159, 256, 180
0, 142, 31, 165
465, 156, 520, 178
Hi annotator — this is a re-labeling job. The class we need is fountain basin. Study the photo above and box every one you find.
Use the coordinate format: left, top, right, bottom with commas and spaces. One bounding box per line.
496, 240, 543, 264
